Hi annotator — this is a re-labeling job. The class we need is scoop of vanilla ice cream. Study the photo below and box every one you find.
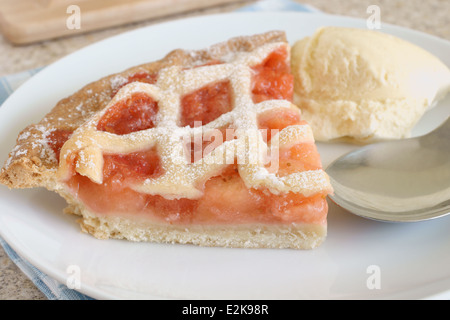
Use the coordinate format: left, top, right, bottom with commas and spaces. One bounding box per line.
291, 26, 450, 142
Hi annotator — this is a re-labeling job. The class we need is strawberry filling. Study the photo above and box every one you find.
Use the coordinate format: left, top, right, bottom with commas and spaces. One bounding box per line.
50, 48, 327, 225
251, 48, 294, 103
180, 80, 233, 128
97, 92, 159, 135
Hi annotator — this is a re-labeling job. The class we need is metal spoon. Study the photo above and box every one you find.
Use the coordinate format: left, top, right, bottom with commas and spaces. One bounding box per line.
326, 116, 450, 222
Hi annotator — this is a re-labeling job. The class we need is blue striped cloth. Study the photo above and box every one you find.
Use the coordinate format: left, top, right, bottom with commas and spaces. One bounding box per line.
0, 67, 44, 106
0, 0, 318, 300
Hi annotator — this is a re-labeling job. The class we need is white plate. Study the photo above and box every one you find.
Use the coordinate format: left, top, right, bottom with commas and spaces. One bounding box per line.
1, 12, 450, 300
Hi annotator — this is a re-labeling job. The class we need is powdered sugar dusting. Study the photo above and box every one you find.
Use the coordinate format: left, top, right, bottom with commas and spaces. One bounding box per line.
4, 123, 57, 169
110, 75, 127, 90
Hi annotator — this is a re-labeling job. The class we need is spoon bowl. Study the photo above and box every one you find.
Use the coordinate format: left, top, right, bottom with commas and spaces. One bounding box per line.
326, 116, 450, 222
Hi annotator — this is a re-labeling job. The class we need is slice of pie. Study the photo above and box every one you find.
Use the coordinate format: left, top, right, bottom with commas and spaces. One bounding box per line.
0, 31, 333, 249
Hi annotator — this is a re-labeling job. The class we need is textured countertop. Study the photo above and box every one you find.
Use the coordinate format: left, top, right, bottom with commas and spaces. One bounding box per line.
0, 0, 449, 300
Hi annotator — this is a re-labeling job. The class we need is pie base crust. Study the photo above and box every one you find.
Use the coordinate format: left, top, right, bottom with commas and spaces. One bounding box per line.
68, 204, 326, 249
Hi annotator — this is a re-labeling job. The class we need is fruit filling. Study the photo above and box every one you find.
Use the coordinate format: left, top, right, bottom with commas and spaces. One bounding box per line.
251, 48, 294, 103
47, 129, 73, 160
180, 80, 233, 128
50, 48, 327, 225
97, 92, 159, 135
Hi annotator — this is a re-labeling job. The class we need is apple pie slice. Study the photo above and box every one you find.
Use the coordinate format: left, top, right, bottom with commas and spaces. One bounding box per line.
0, 31, 332, 249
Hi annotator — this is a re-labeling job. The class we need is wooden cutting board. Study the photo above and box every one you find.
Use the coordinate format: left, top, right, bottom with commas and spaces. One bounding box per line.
0, 0, 246, 45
